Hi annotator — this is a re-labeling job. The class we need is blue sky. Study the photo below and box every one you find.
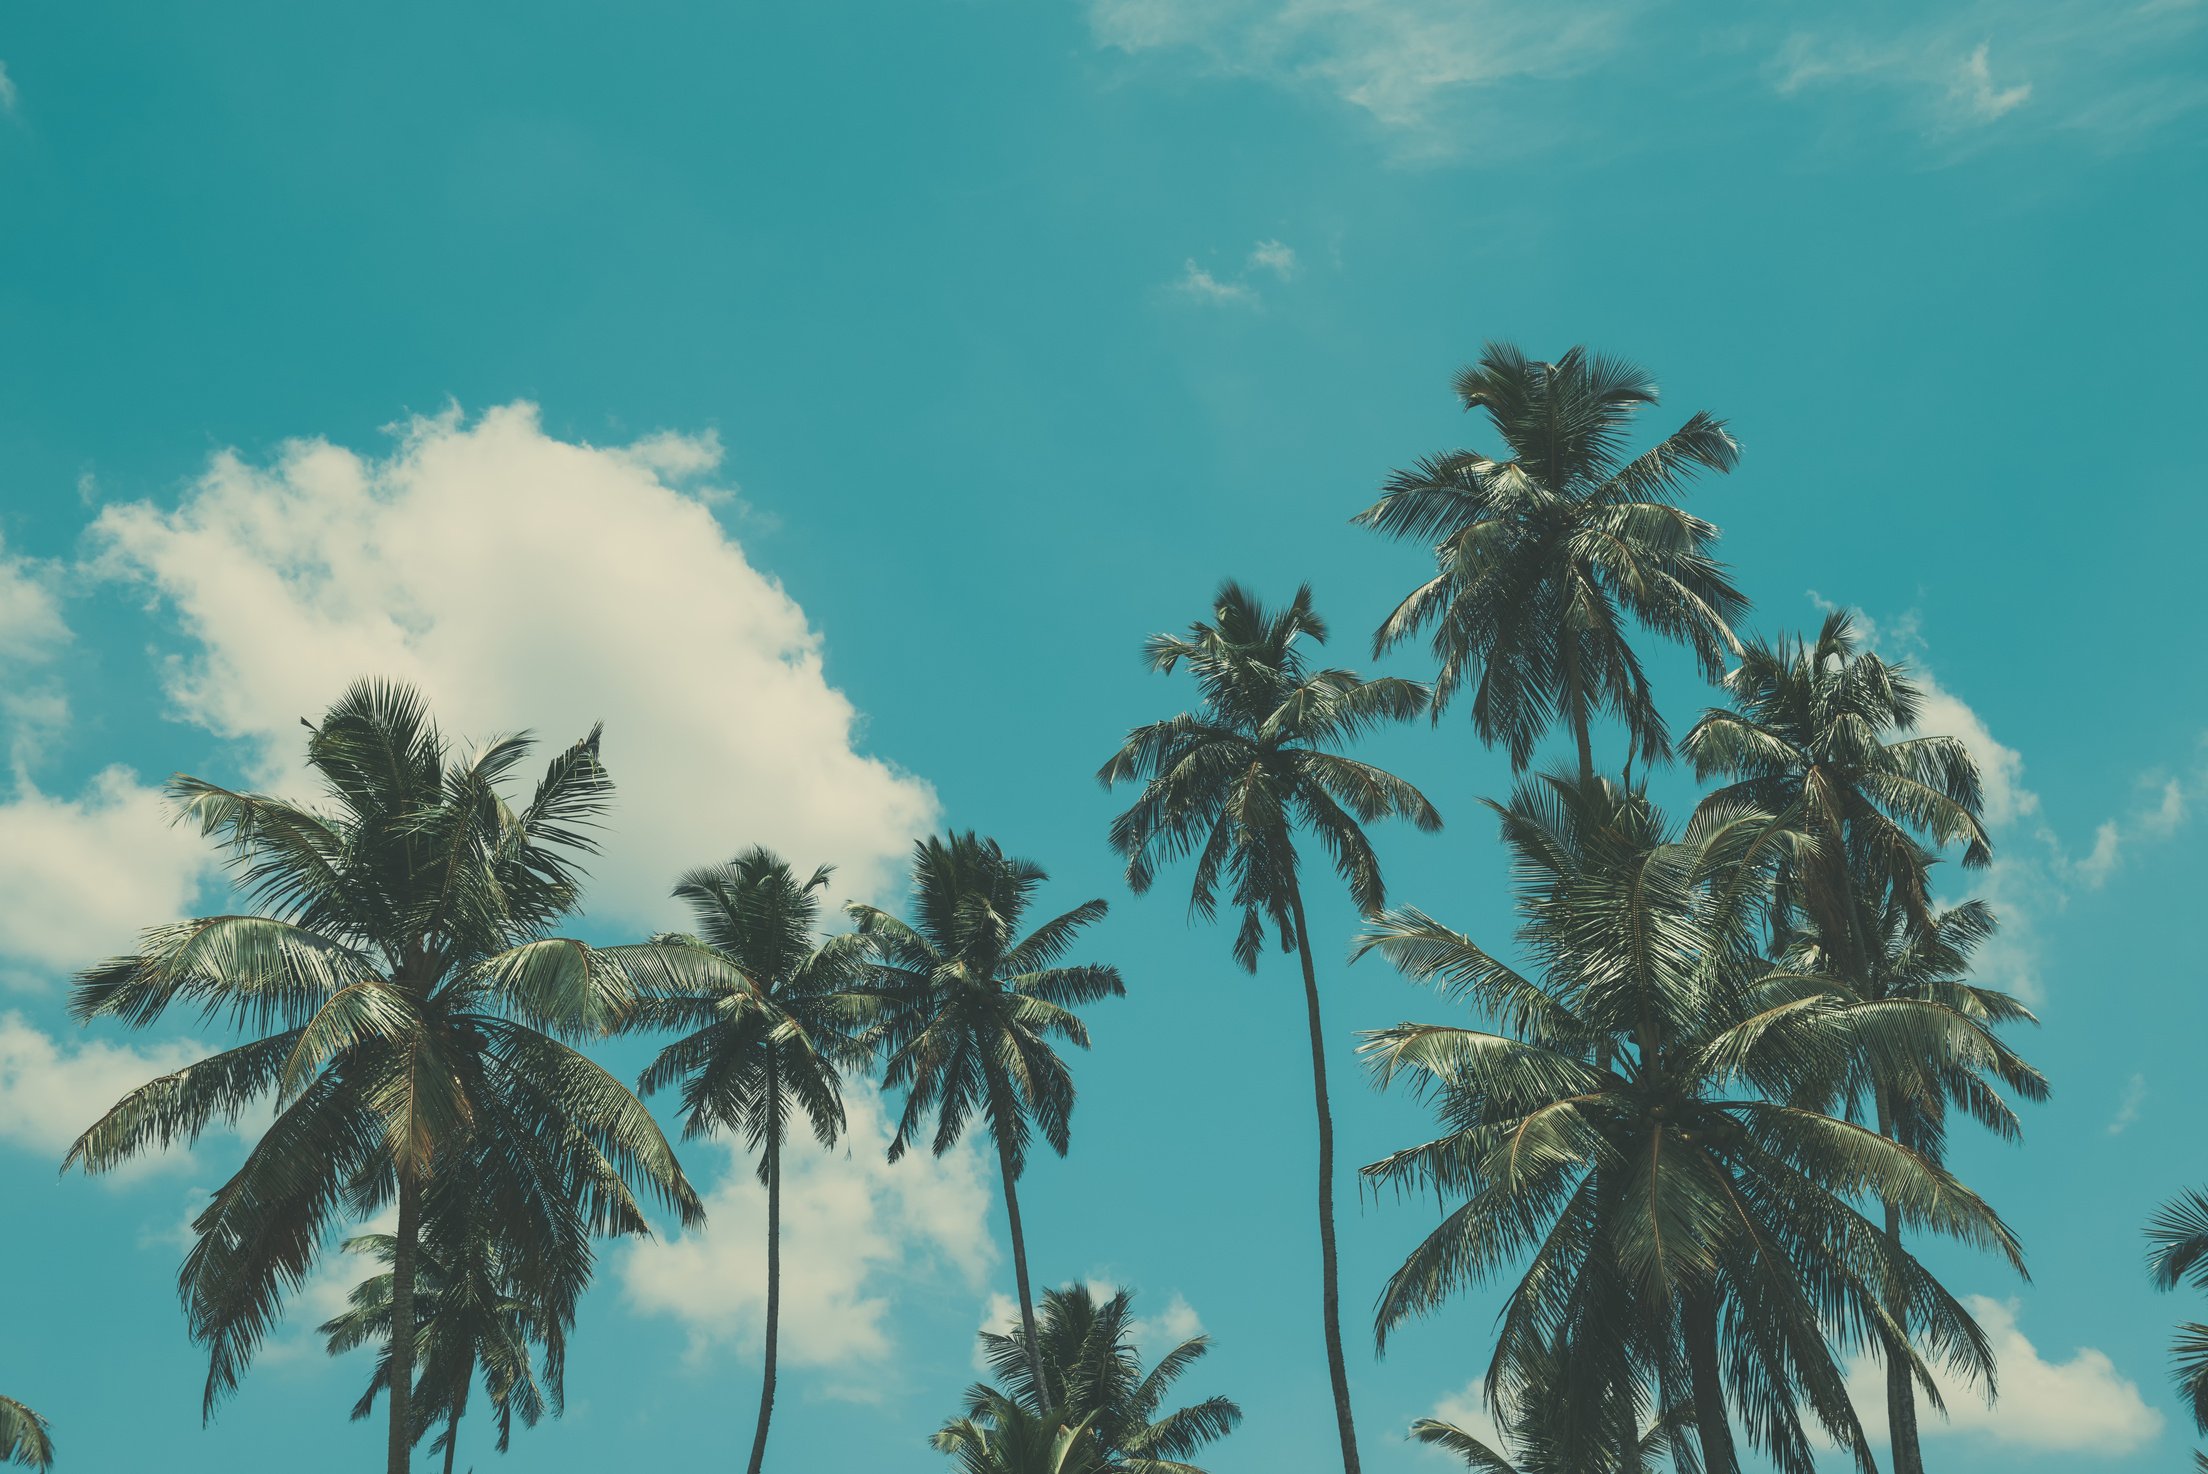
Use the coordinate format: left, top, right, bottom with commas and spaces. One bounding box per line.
1, 3, 2204, 1469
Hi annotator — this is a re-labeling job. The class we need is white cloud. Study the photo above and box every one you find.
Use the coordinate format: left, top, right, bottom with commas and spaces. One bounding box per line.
1089, 0, 1634, 152
1843, 1297, 2162, 1454
1174, 260, 1259, 306
1248, 239, 1298, 280
1951, 42, 2032, 119
0, 1011, 206, 1170
0, 62, 17, 117
2108, 1070, 2147, 1136
0, 766, 218, 988
1131, 1290, 1204, 1350
88, 403, 938, 927
0, 538, 67, 667
621, 1089, 995, 1369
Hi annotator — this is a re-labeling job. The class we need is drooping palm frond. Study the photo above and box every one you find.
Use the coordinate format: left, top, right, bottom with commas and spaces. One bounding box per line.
0, 1397, 53, 1471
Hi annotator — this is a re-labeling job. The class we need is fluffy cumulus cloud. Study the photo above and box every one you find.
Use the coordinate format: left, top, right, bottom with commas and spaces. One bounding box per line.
0, 1011, 204, 1167
0, 767, 219, 988
621, 1089, 994, 1371
0, 538, 67, 664
1842, 1297, 2162, 1454
88, 404, 938, 927
1090, 0, 1633, 151
1420, 1380, 1509, 1461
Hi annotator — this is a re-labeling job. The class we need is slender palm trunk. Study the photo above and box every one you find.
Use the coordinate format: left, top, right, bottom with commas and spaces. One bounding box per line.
1683, 1284, 1740, 1474
1286, 884, 1361, 1474
441, 1409, 462, 1474
388, 1173, 421, 1474
747, 1128, 783, 1474
986, 1073, 1050, 1398
1873, 1089, 1926, 1474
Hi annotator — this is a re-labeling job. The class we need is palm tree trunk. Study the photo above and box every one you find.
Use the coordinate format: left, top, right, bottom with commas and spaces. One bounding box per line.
746, 1131, 783, 1474
388, 1172, 421, 1474
1873, 1089, 1926, 1474
987, 1077, 1051, 1398
1565, 640, 1594, 786
1683, 1283, 1739, 1474
441, 1411, 461, 1474
1286, 883, 1361, 1474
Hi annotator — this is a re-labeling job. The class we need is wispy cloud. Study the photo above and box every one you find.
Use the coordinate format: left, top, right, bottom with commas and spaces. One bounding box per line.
1170, 239, 1302, 306
1089, 0, 1638, 158
2108, 1071, 2148, 1136
0, 63, 17, 118
1174, 259, 1259, 306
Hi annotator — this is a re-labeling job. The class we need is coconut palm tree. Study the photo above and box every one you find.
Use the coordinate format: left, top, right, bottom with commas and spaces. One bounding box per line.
1359, 773, 2023, 1474
321, 1193, 564, 1474
1408, 1354, 1692, 1474
624, 847, 864, 1474
1684, 610, 2005, 1474
962, 1284, 1241, 1472
2146, 1189, 2208, 1471
1098, 581, 1440, 1474
64, 679, 702, 1474
1355, 342, 1747, 781
0, 1398, 51, 1470
850, 832, 1122, 1393
933, 1392, 1106, 1474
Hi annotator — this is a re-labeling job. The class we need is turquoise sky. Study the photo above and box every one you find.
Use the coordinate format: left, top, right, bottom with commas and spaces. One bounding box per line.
2, 4, 2204, 1471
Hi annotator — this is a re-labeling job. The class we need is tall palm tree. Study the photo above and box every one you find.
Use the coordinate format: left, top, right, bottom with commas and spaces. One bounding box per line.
0, 1398, 51, 1470
625, 847, 863, 1474
1098, 581, 1440, 1474
962, 1285, 1241, 1473
1684, 610, 2006, 1474
1359, 773, 2022, 1474
1408, 1352, 1692, 1474
1356, 342, 1748, 782
2146, 1189, 2208, 1471
851, 832, 1123, 1393
933, 1393, 1105, 1474
63, 680, 702, 1474
321, 1199, 564, 1474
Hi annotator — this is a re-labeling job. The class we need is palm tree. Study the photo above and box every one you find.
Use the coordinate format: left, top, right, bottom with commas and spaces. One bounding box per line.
933, 1392, 1105, 1474
1684, 610, 2007, 1474
851, 832, 1123, 1393
625, 847, 863, 1474
2145, 1189, 2208, 1471
321, 1197, 564, 1474
962, 1284, 1241, 1472
1359, 773, 2023, 1474
0, 1398, 51, 1470
63, 679, 702, 1474
1356, 342, 1747, 782
1098, 581, 1440, 1474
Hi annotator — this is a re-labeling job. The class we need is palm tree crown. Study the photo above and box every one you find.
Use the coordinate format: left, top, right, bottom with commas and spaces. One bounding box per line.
1359, 774, 2023, 1474
959, 1285, 1242, 1474
1356, 342, 1747, 778
63, 680, 701, 1474
852, 832, 1123, 1389
2147, 1190, 2208, 1471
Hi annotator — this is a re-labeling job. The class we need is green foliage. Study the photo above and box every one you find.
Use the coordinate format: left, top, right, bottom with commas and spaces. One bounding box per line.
933, 1393, 1107, 1474
960, 1285, 1241, 1474
1357, 343, 1746, 774
64, 680, 702, 1433
1098, 580, 1440, 968
2147, 1189, 2208, 1466
1360, 774, 2022, 1474
0, 1398, 53, 1471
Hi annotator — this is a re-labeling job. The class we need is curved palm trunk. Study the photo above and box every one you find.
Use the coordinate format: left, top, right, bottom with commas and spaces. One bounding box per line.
388, 1173, 421, 1474
746, 1128, 783, 1474
1683, 1284, 1740, 1474
1287, 885, 1361, 1474
986, 1071, 1051, 1398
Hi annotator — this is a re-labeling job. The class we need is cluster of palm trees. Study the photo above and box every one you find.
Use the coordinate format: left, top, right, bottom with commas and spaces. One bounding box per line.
9, 342, 2062, 1474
